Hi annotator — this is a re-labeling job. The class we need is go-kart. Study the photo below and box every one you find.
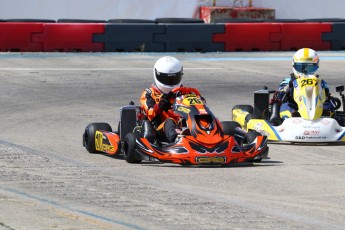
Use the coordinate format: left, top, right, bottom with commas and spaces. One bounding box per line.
232, 76, 345, 143
83, 87, 269, 165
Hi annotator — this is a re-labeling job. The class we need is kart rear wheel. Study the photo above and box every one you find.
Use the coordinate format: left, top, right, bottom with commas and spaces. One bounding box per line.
123, 133, 142, 164
83, 123, 112, 153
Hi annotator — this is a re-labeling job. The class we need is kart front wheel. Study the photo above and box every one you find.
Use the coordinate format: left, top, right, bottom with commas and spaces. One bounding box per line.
245, 131, 262, 143
123, 133, 142, 164
245, 131, 264, 162
221, 121, 248, 144
83, 123, 112, 153
221, 121, 242, 136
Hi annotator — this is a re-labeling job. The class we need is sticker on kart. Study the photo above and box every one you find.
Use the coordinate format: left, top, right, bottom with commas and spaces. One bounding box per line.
195, 156, 227, 164
95, 131, 115, 153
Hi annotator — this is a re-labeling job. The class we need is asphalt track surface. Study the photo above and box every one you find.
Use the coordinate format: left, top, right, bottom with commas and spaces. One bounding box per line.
0, 52, 344, 230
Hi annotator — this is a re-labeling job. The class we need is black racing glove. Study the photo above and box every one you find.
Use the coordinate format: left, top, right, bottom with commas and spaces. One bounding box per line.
158, 98, 171, 111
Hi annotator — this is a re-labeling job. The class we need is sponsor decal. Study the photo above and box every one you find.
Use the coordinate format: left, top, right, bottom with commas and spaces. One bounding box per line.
256, 122, 263, 127
303, 130, 320, 136
295, 135, 326, 140
195, 156, 226, 164
321, 119, 330, 125
293, 119, 303, 124
101, 144, 115, 152
253, 122, 263, 131
302, 125, 320, 129
198, 108, 207, 114
95, 131, 114, 152
95, 132, 103, 151
177, 106, 191, 114
300, 57, 313, 61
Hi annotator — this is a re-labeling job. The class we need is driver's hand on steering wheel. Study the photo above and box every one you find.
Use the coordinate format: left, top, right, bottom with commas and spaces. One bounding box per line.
163, 91, 175, 100
158, 98, 171, 111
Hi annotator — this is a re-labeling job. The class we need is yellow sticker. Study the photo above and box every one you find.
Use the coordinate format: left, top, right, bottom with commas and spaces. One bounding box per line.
182, 95, 203, 106
196, 156, 226, 164
177, 106, 191, 114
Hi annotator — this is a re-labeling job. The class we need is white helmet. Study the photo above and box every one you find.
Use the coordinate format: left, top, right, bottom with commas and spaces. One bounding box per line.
153, 56, 183, 93
292, 48, 319, 78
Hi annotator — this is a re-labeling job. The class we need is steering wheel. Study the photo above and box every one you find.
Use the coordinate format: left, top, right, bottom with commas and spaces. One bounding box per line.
171, 87, 201, 97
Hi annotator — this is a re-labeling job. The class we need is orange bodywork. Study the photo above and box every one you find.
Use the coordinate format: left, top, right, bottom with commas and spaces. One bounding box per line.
95, 131, 120, 155
135, 135, 267, 165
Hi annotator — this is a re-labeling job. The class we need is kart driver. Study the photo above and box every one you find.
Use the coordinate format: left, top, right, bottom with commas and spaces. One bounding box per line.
140, 56, 189, 143
269, 48, 337, 125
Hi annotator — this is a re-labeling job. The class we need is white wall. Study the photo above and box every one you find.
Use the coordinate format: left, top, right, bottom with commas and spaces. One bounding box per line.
0, 0, 201, 20
253, 0, 345, 19
0, 0, 344, 20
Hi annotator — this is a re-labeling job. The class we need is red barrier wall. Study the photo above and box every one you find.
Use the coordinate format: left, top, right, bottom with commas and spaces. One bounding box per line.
213, 23, 281, 51
0, 22, 336, 52
271, 23, 332, 51
0, 23, 44, 51
32, 23, 105, 52
214, 22, 332, 51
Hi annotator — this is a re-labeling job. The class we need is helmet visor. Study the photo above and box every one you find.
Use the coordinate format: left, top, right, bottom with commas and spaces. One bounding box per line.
155, 69, 182, 86
293, 63, 318, 75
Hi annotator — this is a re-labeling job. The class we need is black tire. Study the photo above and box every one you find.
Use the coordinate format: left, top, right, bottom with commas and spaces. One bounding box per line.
57, 19, 106, 23
304, 18, 345, 22
245, 113, 258, 123
123, 133, 142, 163
83, 123, 112, 153
232, 105, 254, 114
245, 131, 262, 143
108, 19, 155, 23
6, 18, 56, 22
155, 18, 204, 24
221, 121, 248, 145
221, 121, 241, 136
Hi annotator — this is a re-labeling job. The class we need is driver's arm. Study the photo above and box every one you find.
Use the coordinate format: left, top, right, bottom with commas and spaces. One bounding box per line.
140, 89, 161, 121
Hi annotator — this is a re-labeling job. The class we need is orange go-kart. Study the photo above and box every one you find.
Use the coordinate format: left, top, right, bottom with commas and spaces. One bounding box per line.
83, 87, 269, 165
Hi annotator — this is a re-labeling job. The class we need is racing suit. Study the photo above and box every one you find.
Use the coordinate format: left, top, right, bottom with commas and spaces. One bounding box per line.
140, 85, 182, 143
277, 74, 336, 120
